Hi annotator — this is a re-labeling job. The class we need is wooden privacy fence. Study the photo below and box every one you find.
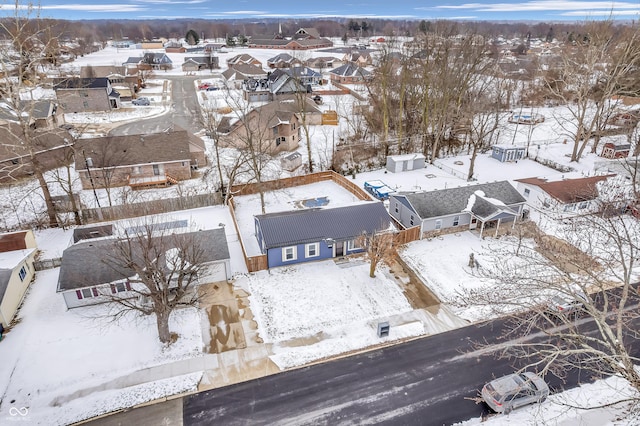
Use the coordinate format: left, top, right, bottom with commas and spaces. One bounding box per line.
227, 197, 267, 272
34, 258, 62, 271
229, 170, 372, 201
81, 192, 221, 223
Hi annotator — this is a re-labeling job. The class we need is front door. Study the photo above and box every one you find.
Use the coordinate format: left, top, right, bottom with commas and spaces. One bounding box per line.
335, 241, 344, 257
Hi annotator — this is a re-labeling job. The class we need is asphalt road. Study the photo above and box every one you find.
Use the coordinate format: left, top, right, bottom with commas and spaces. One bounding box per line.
182, 311, 640, 426
109, 75, 203, 136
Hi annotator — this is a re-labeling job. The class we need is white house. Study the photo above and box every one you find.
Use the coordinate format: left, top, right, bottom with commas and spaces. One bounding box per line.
0, 230, 37, 329
515, 175, 614, 215
56, 228, 231, 309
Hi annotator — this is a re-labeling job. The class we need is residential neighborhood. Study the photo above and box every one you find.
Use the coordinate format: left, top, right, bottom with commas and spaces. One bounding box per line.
0, 11, 640, 426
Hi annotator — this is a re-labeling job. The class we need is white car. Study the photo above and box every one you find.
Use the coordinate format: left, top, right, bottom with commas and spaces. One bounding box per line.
548, 291, 588, 315
482, 372, 549, 414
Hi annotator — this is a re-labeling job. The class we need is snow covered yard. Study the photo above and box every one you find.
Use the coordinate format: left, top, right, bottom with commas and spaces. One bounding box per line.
236, 259, 423, 370
0, 268, 203, 425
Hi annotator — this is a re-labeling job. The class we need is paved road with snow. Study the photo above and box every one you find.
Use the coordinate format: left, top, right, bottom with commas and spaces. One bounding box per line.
109, 76, 203, 136
182, 310, 640, 425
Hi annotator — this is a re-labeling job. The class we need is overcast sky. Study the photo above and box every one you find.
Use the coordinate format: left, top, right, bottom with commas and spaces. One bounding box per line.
1, 0, 638, 21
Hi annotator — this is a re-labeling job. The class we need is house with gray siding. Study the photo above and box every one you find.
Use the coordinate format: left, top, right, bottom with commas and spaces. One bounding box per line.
389, 181, 526, 238
57, 228, 231, 309
254, 202, 391, 269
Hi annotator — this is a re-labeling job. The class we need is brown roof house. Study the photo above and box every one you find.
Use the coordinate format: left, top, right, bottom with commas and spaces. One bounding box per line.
329, 63, 372, 84
54, 77, 121, 112
0, 122, 73, 181
227, 54, 262, 68
217, 99, 313, 154
249, 27, 333, 50
515, 175, 614, 216
0, 230, 37, 329
74, 129, 206, 189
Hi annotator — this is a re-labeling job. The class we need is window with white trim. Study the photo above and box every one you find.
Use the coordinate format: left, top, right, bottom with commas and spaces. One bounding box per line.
578, 201, 589, 210
305, 243, 319, 258
18, 266, 27, 281
524, 188, 530, 197
282, 246, 297, 262
435, 219, 442, 230
453, 215, 460, 227
347, 239, 361, 251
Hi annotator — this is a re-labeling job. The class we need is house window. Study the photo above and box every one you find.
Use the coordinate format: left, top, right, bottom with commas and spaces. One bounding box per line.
275, 138, 281, 147
306, 243, 319, 258
18, 266, 27, 281
435, 219, 442, 230
153, 164, 160, 176
564, 203, 577, 212
524, 188, 530, 197
394, 203, 399, 213
292, 123, 296, 130
77, 287, 100, 300
82, 101, 89, 108
453, 215, 460, 227
132, 166, 142, 174
347, 239, 361, 251
543, 199, 551, 208
578, 201, 589, 210
410, 215, 415, 226
273, 127, 279, 136
110, 281, 132, 294
282, 246, 297, 262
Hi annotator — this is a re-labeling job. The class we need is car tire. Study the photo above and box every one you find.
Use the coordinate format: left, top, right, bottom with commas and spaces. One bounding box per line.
504, 406, 512, 415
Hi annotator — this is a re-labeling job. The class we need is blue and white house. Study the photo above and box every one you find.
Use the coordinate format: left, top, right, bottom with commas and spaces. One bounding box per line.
389, 181, 526, 238
254, 202, 391, 269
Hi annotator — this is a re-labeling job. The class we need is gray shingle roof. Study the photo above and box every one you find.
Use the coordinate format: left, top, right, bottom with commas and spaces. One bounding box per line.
57, 228, 229, 292
53, 77, 109, 90
256, 202, 390, 249
401, 181, 525, 219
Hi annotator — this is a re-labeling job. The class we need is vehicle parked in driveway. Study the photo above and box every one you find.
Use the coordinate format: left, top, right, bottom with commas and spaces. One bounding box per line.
132, 97, 150, 106
481, 372, 549, 414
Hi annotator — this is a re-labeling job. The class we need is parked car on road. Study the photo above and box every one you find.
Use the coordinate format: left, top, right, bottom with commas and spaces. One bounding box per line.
132, 97, 150, 106
548, 290, 588, 315
482, 372, 549, 414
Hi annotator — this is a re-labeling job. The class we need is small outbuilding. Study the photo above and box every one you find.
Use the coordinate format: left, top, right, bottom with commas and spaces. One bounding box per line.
281, 152, 302, 171
491, 145, 526, 163
386, 153, 426, 173
600, 142, 630, 159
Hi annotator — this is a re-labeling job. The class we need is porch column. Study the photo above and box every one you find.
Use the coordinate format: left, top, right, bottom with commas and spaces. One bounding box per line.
494, 218, 502, 238
479, 221, 485, 238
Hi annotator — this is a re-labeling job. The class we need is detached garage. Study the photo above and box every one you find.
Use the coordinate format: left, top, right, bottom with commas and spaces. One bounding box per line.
386, 153, 426, 173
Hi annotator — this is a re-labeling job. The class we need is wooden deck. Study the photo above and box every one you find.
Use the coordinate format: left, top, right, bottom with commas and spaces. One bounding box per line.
129, 173, 179, 189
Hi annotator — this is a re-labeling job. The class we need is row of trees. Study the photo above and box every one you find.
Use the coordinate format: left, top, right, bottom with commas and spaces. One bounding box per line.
362, 20, 640, 181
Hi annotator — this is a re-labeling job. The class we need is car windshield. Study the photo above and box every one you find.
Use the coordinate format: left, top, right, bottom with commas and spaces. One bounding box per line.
484, 383, 502, 400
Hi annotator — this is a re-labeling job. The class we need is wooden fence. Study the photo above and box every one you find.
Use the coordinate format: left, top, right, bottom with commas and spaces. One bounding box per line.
34, 257, 62, 271
229, 170, 372, 201
81, 192, 221, 223
228, 198, 267, 272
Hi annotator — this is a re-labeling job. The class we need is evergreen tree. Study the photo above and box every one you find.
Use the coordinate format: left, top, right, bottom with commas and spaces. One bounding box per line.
185, 29, 199, 45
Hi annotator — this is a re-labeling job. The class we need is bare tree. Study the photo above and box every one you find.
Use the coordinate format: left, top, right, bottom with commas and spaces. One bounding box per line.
458, 187, 640, 405
102, 221, 214, 344
542, 21, 640, 162
0, 2, 65, 227
356, 230, 395, 278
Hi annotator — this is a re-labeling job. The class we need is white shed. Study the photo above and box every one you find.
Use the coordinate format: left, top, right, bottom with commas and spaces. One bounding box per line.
386, 153, 426, 173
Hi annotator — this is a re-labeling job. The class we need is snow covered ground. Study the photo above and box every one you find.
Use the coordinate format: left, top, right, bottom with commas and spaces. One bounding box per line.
0, 43, 638, 424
